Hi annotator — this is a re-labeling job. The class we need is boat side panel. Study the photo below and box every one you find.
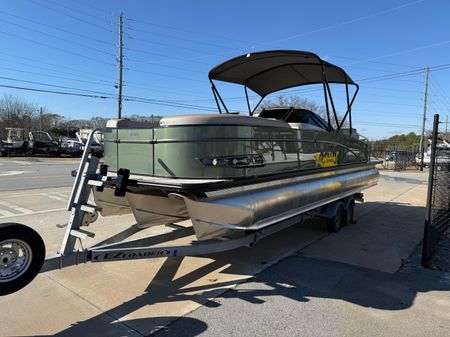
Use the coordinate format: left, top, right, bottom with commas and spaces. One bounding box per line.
105, 128, 154, 175
104, 125, 369, 179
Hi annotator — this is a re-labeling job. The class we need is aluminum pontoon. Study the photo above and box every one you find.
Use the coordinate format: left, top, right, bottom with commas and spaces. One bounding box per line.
0, 50, 379, 295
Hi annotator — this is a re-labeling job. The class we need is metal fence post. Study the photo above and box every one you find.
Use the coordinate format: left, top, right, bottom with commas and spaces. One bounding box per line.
421, 114, 439, 267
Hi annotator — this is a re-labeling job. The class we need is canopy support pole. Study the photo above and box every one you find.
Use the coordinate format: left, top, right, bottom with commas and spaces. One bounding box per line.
338, 83, 359, 132
321, 67, 332, 132
251, 97, 264, 116
323, 76, 339, 132
244, 86, 252, 115
210, 79, 229, 114
212, 85, 222, 114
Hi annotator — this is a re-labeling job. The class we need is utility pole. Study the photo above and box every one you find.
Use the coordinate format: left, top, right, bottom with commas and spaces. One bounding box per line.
117, 13, 123, 119
445, 115, 448, 133
419, 66, 429, 171
39, 107, 42, 131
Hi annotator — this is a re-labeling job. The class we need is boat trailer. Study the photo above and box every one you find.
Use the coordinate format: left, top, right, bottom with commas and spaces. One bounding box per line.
0, 131, 363, 296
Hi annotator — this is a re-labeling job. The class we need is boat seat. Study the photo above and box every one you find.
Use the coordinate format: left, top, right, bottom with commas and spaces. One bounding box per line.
159, 114, 291, 128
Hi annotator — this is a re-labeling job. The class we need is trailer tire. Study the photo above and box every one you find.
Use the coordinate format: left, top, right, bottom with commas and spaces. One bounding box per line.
326, 204, 344, 233
0, 223, 45, 296
343, 200, 355, 226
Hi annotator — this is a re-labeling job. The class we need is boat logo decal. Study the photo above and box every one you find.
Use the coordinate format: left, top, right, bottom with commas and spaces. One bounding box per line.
314, 152, 337, 167
93, 249, 173, 261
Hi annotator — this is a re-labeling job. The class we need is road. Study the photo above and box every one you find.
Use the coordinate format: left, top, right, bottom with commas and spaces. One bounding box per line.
1, 161, 449, 337
0, 158, 77, 191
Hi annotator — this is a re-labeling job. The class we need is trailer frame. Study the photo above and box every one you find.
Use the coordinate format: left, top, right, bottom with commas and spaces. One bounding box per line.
0, 130, 363, 295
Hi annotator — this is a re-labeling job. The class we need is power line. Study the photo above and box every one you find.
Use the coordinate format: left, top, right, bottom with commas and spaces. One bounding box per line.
0, 51, 117, 81
0, 17, 116, 58
124, 46, 210, 65
354, 120, 422, 128
125, 27, 223, 55
0, 84, 113, 99
125, 57, 204, 75
123, 16, 253, 46
126, 67, 205, 83
264, 0, 425, 45
45, 0, 114, 24
69, 0, 112, 15
347, 39, 450, 67
0, 77, 218, 111
124, 25, 232, 51
27, 0, 113, 33
0, 66, 115, 88
0, 51, 207, 97
123, 96, 217, 112
0, 76, 115, 96
429, 76, 450, 111
0, 30, 116, 67
330, 54, 420, 69
0, 10, 115, 47
0, 56, 113, 85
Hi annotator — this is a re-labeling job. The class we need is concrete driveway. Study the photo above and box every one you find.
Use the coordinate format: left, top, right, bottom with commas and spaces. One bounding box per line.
1, 167, 441, 337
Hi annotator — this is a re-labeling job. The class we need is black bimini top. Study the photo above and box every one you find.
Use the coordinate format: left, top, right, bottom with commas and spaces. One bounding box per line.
208, 50, 355, 97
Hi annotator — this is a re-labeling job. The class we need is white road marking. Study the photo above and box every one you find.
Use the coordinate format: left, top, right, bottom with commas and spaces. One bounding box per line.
0, 207, 66, 219
53, 192, 70, 198
0, 209, 16, 217
0, 199, 33, 214
42, 193, 66, 201
12, 161, 31, 165
0, 190, 71, 198
0, 171, 27, 177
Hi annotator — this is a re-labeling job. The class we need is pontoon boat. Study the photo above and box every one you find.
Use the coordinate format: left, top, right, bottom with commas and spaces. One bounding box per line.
93, 50, 379, 240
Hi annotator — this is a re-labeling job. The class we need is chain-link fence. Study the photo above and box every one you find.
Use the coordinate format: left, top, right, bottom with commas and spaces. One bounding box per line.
422, 114, 450, 267
370, 143, 420, 171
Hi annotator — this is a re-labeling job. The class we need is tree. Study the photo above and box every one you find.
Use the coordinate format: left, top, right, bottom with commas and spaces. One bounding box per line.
0, 94, 38, 139
258, 95, 347, 128
369, 132, 422, 156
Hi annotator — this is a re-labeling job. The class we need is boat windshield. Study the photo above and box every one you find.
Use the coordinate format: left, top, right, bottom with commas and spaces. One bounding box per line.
259, 108, 329, 130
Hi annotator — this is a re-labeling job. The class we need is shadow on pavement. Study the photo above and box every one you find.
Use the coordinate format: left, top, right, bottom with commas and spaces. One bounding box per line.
14, 317, 207, 337
23, 201, 449, 336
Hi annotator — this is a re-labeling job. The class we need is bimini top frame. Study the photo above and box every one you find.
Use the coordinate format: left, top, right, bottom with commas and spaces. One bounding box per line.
208, 50, 359, 133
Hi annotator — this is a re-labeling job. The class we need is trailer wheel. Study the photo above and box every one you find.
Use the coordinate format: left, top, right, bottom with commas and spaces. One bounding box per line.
343, 200, 355, 226
0, 223, 45, 296
327, 204, 344, 233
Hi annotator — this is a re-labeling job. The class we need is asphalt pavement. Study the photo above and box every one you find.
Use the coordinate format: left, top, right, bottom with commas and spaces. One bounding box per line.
1, 161, 449, 337
0, 157, 77, 191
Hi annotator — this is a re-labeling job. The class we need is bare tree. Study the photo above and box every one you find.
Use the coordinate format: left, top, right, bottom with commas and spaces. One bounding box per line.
0, 94, 38, 139
258, 95, 348, 128
259, 95, 325, 115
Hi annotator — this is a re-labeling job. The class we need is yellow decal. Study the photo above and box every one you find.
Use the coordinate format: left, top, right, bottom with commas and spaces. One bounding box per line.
314, 152, 337, 167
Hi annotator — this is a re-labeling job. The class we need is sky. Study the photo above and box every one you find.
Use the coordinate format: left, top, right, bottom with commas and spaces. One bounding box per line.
0, 0, 449, 139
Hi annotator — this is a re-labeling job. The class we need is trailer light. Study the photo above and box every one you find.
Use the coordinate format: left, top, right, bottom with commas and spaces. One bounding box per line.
197, 154, 264, 168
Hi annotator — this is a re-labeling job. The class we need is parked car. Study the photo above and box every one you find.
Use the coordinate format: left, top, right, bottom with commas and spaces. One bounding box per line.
385, 151, 408, 162
76, 130, 104, 157
58, 136, 84, 157
0, 140, 6, 156
27, 131, 59, 155
0, 128, 28, 156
